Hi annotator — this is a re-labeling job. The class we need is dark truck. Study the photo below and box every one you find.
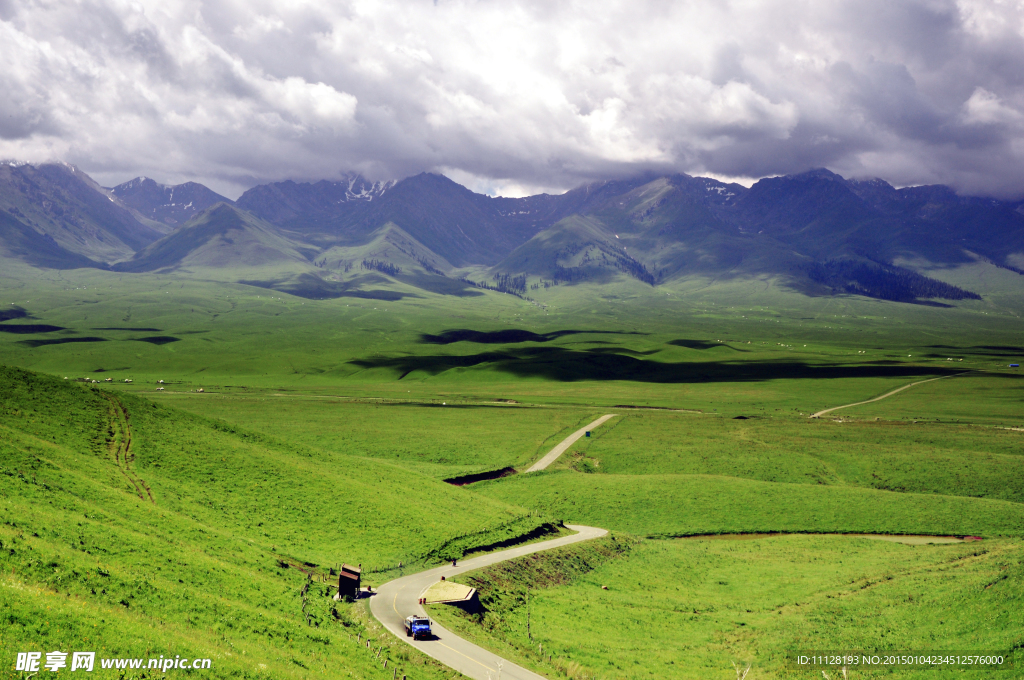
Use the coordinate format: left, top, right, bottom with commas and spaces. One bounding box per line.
404, 615, 432, 640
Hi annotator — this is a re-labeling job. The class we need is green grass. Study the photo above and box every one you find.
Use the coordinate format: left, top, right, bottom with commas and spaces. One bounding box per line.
836, 371, 1024, 424
0, 365, 547, 678
2, 265, 1021, 412
2, 259, 1023, 678
431, 534, 1024, 679
156, 393, 603, 478
560, 410, 1024, 502
475, 471, 1024, 537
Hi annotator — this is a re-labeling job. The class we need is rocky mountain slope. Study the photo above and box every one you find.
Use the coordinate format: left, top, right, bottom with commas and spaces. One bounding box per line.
0, 161, 165, 265
111, 177, 232, 227
3, 161, 1022, 304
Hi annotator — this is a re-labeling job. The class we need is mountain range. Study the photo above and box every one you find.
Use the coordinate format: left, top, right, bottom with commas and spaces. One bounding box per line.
2, 159, 1023, 303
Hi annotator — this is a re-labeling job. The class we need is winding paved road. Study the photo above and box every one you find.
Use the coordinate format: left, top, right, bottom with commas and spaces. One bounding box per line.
525, 414, 617, 472
369, 524, 607, 680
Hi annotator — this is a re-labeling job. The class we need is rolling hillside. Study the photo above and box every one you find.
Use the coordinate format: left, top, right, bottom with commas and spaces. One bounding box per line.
0, 364, 547, 679
112, 203, 316, 273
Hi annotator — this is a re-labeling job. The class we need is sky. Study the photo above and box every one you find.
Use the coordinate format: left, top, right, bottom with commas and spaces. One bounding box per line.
2, 0, 1023, 200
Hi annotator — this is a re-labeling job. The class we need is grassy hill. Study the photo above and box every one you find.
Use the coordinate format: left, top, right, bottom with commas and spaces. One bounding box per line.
430, 534, 1023, 680
0, 365, 550, 678
113, 204, 315, 273
316, 222, 454, 274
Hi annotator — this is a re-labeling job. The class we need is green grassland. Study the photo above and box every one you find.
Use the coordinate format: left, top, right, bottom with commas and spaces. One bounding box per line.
430, 534, 1023, 679
2, 262, 1021, 402
2, 259, 1024, 678
476, 471, 1024, 538
153, 394, 603, 479
546, 410, 1024, 502
834, 371, 1024, 423
0, 365, 555, 679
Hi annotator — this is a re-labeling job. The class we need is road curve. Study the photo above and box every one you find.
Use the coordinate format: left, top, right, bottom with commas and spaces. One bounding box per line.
369, 524, 608, 680
809, 372, 970, 419
526, 415, 617, 472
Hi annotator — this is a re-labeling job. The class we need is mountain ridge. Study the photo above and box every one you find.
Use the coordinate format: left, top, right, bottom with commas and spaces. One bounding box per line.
0, 161, 165, 265
112, 203, 314, 273
2, 160, 1022, 305
111, 177, 233, 227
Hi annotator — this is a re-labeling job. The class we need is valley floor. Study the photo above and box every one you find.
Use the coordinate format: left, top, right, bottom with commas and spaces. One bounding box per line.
1, 265, 1023, 678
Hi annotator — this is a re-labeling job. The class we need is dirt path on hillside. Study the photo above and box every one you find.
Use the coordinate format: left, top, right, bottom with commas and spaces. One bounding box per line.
810, 372, 972, 419
103, 395, 154, 504
526, 414, 617, 472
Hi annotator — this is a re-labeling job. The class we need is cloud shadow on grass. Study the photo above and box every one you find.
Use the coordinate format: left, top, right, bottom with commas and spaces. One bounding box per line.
0, 308, 28, 322
240, 273, 419, 301
351, 347, 968, 383
924, 344, 1024, 358
134, 336, 180, 345
396, 273, 484, 297
19, 337, 108, 348
668, 339, 749, 351
420, 329, 646, 344
0, 324, 66, 334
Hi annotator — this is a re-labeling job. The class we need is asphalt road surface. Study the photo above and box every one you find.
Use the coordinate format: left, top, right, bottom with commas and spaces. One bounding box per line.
525, 414, 617, 472
369, 524, 608, 680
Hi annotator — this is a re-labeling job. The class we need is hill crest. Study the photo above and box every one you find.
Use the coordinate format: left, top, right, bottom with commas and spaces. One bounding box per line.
112, 203, 313, 273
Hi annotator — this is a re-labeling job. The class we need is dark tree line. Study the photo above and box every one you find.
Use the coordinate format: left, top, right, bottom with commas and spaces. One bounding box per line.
458, 274, 531, 300
361, 259, 401, 276
994, 261, 1024, 276
492, 273, 527, 295
418, 258, 446, 276
552, 266, 588, 283
809, 259, 981, 302
611, 253, 656, 285
551, 241, 656, 286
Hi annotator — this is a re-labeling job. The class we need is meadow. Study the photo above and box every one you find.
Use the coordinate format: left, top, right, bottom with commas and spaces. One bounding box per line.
152, 394, 603, 479
2, 261, 1023, 678
430, 534, 1023, 679
545, 409, 1024, 502
0, 365, 551, 679
476, 471, 1024, 538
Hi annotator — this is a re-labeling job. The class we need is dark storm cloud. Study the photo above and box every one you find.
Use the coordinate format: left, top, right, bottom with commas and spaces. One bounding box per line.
1, 0, 1023, 198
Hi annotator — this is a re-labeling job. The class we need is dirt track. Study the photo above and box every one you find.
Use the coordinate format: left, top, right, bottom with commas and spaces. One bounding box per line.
103, 395, 154, 504
526, 414, 616, 472
810, 372, 971, 418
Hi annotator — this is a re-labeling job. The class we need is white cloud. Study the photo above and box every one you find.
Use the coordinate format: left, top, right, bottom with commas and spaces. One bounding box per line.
1, 0, 1023, 198
962, 87, 1024, 126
